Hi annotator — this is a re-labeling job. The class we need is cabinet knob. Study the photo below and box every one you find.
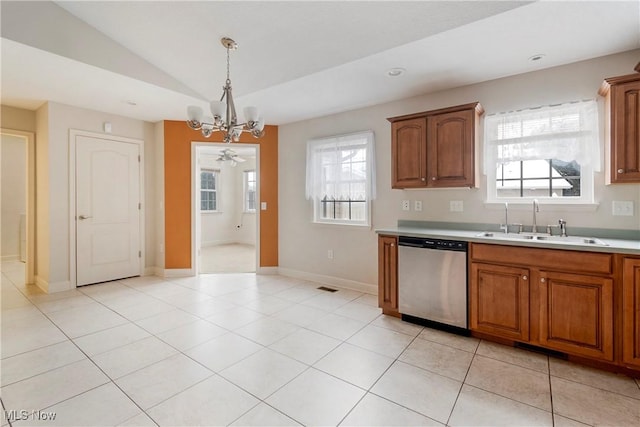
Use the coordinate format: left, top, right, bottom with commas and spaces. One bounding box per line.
541, 277, 546, 283
618, 168, 624, 174
390, 243, 395, 247
421, 177, 426, 182
522, 275, 527, 281
431, 177, 436, 181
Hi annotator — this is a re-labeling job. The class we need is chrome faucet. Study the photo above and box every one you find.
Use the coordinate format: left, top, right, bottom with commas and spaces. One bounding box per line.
500, 202, 509, 233
532, 199, 539, 234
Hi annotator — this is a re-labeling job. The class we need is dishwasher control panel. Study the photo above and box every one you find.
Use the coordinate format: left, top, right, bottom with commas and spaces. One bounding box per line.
399, 236, 467, 252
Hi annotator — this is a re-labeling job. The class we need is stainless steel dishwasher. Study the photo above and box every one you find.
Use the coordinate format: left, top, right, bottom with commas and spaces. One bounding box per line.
398, 236, 468, 332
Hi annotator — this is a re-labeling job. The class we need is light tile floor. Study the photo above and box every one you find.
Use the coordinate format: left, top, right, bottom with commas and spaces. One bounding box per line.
2, 261, 640, 426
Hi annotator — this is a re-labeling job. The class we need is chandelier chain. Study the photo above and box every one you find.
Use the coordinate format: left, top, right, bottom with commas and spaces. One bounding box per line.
226, 45, 231, 84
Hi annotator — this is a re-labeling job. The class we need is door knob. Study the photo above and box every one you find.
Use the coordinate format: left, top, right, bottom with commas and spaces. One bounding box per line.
78, 215, 92, 220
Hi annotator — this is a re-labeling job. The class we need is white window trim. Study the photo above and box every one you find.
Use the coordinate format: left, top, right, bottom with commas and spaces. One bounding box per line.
243, 169, 257, 213
306, 130, 376, 227
484, 100, 599, 206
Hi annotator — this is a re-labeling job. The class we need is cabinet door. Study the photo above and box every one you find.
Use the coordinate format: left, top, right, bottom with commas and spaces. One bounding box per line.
611, 79, 640, 183
378, 235, 399, 317
622, 258, 640, 368
427, 109, 474, 187
391, 118, 427, 188
470, 262, 530, 341
538, 271, 613, 361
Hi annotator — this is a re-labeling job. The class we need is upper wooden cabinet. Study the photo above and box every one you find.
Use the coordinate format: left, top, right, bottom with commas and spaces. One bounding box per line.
391, 118, 426, 188
599, 65, 640, 184
388, 102, 483, 189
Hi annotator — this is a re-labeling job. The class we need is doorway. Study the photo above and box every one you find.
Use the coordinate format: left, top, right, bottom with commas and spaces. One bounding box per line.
0, 129, 35, 287
193, 143, 259, 274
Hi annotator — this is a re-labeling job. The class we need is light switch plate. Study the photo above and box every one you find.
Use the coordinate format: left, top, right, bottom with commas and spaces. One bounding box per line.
261, 202, 267, 210
612, 200, 634, 216
401, 200, 410, 211
414, 201, 423, 211
450, 200, 463, 212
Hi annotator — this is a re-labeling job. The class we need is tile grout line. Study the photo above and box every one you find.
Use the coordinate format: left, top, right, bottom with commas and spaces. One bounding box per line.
443, 336, 480, 426
7, 279, 163, 425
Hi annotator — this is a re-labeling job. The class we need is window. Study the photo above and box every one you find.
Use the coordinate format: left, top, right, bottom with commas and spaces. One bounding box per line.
484, 100, 599, 203
306, 130, 376, 226
244, 170, 256, 212
200, 169, 219, 211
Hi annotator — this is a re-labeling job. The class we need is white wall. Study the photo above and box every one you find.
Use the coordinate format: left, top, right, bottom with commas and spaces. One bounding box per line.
278, 50, 640, 288
1, 134, 27, 260
38, 102, 157, 291
200, 152, 257, 247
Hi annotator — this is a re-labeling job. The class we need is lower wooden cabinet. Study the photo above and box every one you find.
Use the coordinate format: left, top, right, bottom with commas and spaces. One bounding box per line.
378, 235, 399, 317
538, 270, 613, 361
469, 243, 616, 363
622, 257, 640, 368
470, 262, 529, 341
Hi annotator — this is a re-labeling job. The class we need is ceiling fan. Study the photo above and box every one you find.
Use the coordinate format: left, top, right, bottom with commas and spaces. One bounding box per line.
216, 148, 246, 166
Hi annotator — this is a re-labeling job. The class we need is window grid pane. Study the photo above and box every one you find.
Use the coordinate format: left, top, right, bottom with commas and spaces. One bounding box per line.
244, 170, 256, 211
200, 169, 219, 211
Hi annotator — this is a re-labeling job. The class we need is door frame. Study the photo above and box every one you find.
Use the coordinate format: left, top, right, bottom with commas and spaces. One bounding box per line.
191, 141, 261, 275
0, 128, 35, 285
69, 129, 145, 287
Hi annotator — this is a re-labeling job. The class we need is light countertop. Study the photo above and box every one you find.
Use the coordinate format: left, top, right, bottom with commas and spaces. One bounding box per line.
376, 225, 640, 255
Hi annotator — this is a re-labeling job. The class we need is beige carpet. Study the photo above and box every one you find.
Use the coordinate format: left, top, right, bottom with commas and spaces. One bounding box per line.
199, 244, 256, 274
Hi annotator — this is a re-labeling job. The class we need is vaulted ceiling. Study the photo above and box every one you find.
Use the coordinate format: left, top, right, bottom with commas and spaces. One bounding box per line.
2, 1, 639, 125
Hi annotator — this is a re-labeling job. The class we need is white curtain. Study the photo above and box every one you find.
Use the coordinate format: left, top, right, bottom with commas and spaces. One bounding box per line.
305, 130, 376, 201
484, 100, 600, 173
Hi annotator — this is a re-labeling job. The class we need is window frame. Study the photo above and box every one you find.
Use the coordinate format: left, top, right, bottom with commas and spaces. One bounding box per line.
484, 101, 597, 205
200, 168, 220, 212
306, 131, 375, 227
243, 169, 257, 213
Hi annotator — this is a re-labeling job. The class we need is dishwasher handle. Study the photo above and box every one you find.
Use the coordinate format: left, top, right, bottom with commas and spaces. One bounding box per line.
399, 236, 468, 252
398, 238, 425, 248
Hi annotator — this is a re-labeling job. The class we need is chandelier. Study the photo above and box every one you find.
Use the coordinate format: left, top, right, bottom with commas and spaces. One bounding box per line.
186, 37, 265, 143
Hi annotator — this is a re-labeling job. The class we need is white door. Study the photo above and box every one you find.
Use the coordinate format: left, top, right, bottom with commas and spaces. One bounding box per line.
76, 136, 140, 286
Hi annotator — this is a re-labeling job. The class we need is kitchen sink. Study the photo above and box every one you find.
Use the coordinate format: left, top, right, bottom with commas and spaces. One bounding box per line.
475, 232, 609, 246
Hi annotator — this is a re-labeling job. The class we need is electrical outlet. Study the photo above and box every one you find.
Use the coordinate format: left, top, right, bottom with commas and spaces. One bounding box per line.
612, 200, 634, 216
327, 249, 334, 259
401, 200, 410, 211
450, 200, 464, 212
414, 201, 423, 211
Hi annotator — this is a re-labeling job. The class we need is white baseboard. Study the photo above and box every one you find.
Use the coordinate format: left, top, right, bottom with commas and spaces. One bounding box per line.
35, 276, 73, 293
34, 275, 48, 293
277, 268, 377, 295
143, 267, 158, 276
162, 268, 196, 278
256, 266, 278, 275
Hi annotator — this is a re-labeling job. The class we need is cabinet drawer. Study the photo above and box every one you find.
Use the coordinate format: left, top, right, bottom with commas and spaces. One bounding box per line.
470, 244, 613, 276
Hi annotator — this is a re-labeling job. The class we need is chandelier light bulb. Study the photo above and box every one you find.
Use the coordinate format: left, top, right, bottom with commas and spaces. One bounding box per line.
210, 101, 226, 120
244, 106, 259, 123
